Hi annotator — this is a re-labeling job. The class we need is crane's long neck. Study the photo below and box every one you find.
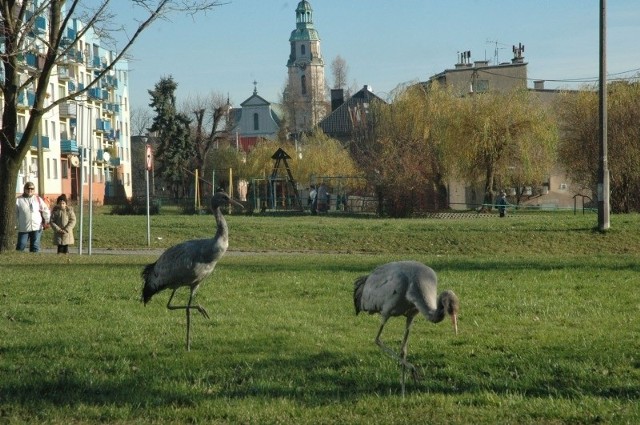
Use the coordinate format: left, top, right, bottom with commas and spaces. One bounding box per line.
424, 290, 458, 325
427, 302, 446, 324
213, 206, 229, 243
417, 292, 447, 324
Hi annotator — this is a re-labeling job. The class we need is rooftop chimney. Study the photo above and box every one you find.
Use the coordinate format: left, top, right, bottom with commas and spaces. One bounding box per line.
455, 50, 473, 69
512, 43, 525, 64
331, 89, 344, 111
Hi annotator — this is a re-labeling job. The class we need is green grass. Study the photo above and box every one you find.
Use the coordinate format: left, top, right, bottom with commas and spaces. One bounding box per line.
1, 213, 639, 424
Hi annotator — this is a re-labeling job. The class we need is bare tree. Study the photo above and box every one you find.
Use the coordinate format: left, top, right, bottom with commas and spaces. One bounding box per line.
0, 0, 225, 251
331, 55, 348, 90
183, 92, 231, 199
130, 106, 154, 137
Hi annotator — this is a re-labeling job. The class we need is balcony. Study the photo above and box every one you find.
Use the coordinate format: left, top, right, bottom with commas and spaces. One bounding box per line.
61, 48, 82, 64
25, 52, 38, 68
88, 87, 103, 101
61, 139, 79, 154
34, 16, 46, 33
110, 157, 122, 167
85, 55, 105, 70
104, 102, 120, 115
17, 132, 50, 150
102, 75, 119, 89
25, 13, 46, 37
57, 66, 75, 81
59, 102, 77, 117
17, 90, 36, 110
95, 119, 112, 132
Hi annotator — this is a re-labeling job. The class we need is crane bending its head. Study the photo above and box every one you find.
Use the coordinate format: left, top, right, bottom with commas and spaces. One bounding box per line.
353, 260, 459, 396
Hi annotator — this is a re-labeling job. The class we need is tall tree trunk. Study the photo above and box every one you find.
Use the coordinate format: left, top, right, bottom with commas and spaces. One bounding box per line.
483, 165, 495, 210
0, 154, 21, 251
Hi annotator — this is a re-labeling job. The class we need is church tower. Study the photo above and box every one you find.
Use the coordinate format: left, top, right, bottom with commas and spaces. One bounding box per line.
286, 0, 326, 133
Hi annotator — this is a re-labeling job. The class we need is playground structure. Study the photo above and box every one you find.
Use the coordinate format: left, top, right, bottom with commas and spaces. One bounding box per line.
164, 148, 376, 214
244, 148, 301, 212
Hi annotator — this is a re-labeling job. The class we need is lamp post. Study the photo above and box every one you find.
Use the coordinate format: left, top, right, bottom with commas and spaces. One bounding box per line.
598, 0, 610, 231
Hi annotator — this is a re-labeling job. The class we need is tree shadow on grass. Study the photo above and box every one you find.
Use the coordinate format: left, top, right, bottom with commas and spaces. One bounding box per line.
1, 340, 638, 412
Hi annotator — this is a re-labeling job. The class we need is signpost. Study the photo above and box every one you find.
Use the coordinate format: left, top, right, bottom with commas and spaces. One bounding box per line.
146, 143, 153, 246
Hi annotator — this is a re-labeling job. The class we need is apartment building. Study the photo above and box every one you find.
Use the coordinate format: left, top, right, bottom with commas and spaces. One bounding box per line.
11, 14, 132, 205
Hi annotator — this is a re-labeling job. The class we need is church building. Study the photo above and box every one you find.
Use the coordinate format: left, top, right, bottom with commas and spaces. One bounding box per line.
285, 0, 327, 133
229, 82, 283, 152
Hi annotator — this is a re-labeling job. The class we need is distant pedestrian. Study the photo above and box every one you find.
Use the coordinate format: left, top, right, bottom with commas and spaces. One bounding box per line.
317, 183, 328, 213
309, 185, 317, 214
15, 182, 50, 252
50, 194, 76, 255
497, 191, 509, 218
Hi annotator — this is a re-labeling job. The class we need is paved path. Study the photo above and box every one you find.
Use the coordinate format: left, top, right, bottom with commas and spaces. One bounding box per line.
40, 248, 335, 256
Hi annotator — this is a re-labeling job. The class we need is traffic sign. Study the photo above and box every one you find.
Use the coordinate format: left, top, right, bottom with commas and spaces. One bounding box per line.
146, 144, 153, 171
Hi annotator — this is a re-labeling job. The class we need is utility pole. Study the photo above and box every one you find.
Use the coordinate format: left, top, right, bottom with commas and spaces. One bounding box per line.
598, 0, 610, 230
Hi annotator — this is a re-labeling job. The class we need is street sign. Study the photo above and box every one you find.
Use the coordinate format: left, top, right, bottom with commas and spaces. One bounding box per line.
146, 144, 153, 171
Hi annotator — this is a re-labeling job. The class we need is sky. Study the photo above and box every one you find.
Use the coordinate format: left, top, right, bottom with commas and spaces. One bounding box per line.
106, 0, 640, 112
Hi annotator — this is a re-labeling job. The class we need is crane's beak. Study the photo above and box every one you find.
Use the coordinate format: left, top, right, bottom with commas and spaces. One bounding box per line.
451, 313, 458, 335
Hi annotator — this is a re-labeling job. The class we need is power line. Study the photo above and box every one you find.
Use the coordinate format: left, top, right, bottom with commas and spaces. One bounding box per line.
471, 66, 640, 85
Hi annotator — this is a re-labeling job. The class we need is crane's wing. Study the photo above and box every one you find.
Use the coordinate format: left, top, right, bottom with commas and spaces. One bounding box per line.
143, 239, 220, 294
360, 261, 438, 318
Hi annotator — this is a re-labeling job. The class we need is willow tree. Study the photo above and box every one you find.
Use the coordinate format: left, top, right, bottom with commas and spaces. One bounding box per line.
556, 80, 640, 212
371, 83, 455, 215
0, 0, 224, 252
443, 88, 557, 207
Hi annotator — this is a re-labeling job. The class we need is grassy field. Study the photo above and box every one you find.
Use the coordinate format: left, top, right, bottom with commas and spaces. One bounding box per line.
1, 211, 639, 424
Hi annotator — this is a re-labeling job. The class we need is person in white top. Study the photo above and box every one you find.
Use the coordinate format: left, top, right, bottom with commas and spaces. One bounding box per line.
15, 182, 50, 252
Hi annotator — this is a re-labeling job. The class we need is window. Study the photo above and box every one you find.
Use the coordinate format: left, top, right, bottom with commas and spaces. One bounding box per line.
301, 75, 307, 95
61, 159, 68, 179
253, 113, 259, 130
473, 80, 489, 93
53, 158, 58, 179
301, 44, 306, 56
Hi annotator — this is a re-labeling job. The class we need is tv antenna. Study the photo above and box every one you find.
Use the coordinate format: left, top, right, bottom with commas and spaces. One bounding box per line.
486, 39, 507, 64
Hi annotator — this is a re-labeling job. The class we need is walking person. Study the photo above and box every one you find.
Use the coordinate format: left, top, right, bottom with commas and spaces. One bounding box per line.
50, 194, 76, 255
15, 182, 50, 252
497, 191, 509, 218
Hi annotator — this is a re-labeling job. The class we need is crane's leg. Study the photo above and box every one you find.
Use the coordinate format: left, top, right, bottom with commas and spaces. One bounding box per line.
186, 290, 193, 351
166, 287, 210, 319
399, 315, 421, 397
166, 287, 210, 351
374, 316, 419, 396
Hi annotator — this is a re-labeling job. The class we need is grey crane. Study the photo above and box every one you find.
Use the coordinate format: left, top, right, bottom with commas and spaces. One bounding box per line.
141, 191, 243, 351
353, 261, 459, 396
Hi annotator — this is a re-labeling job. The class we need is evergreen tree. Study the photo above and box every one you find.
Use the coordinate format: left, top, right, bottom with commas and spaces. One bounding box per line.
148, 77, 193, 198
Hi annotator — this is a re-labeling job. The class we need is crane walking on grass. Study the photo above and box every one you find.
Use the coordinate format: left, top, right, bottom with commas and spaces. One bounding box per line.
353, 261, 459, 396
142, 191, 243, 351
